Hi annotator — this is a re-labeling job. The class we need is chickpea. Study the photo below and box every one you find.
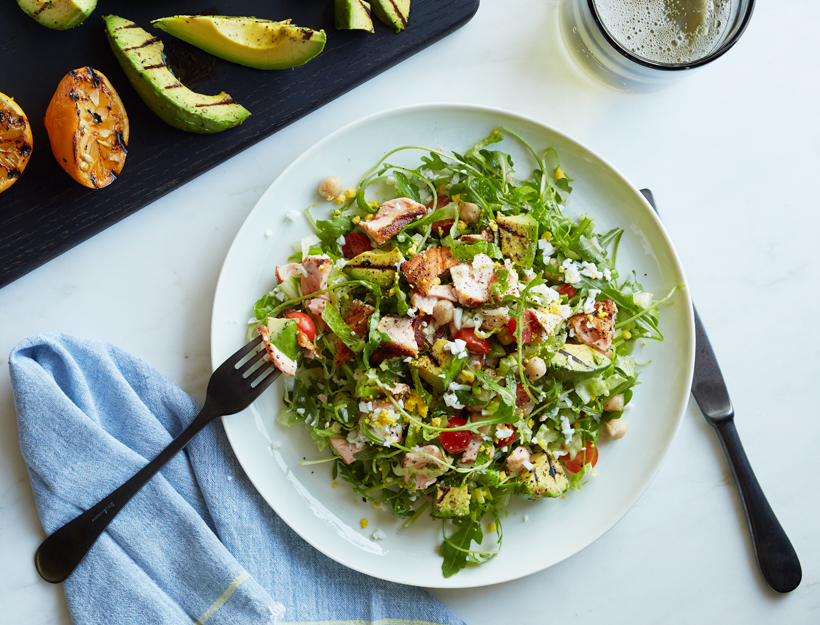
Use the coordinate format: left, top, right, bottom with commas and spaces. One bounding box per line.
524, 356, 546, 381
319, 175, 343, 200
605, 418, 629, 440
603, 393, 624, 412
458, 201, 480, 223
433, 300, 454, 325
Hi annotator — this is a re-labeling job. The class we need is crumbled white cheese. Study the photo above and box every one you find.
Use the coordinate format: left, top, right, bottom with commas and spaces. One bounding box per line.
560, 415, 574, 444
562, 258, 581, 284
296, 408, 305, 415
298, 234, 321, 260
530, 283, 559, 304
580, 261, 605, 280
448, 382, 472, 392
522, 460, 534, 471
265, 229, 273, 238
495, 426, 514, 440
346, 428, 367, 446
443, 339, 468, 359
522, 514, 530, 522
443, 392, 465, 409
358, 401, 373, 413
453, 307, 463, 330
537, 237, 555, 261
372, 529, 386, 541
286, 209, 301, 221
583, 289, 601, 314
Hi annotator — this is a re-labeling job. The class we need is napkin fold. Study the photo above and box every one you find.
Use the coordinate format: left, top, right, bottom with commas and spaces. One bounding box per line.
9, 334, 463, 625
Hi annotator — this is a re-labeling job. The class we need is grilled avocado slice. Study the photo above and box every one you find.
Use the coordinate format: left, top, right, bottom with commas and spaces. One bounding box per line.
152, 16, 325, 70
497, 213, 538, 268
104, 15, 250, 134
434, 484, 470, 518
518, 451, 568, 498
335, 0, 374, 32
550, 343, 610, 381
16, 0, 96, 30
344, 247, 403, 286
372, 0, 410, 32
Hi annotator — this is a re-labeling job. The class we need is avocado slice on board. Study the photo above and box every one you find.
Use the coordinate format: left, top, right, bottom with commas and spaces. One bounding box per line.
335, 0, 374, 32
372, 0, 411, 33
103, 15, 250, 134
152, 16, 325, 71
16, 0, 96, 31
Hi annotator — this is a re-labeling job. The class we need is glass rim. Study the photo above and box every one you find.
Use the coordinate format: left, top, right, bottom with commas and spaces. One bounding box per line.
587, 0, 757, 71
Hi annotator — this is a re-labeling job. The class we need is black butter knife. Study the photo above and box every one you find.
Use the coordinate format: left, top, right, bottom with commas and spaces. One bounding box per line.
640, 189, 801, 593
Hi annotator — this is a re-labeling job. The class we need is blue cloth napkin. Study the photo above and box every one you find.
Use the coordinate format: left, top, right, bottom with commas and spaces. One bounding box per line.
10, 334, 464, 625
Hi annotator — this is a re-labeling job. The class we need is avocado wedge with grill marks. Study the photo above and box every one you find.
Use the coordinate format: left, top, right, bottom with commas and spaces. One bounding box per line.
16, 0, 96, 31
335, 0, 374, 32
104, 15, 250, 134
151, 16, 325, 70
372, 0, 411, 33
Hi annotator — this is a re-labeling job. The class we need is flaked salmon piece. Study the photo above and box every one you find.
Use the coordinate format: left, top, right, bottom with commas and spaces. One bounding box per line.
257, 324, 297, 376
505, 446, 532, 475
426, 284, 458, 301
360, 197, 427, 245
568, 298, 618, 354
334, 301, 375, 368
330, 437, 365, 465
529, 308, 562, 338
384, 382, 410, 395
410, 291, 438, 315
402, 246, 461, 294
460, 229, 493, 243
301, 256, 333, 328
450, 253, 495, 307
460, 433, 483, 464
297, 327, 321, 360
377, 315, 418, 357
276, 262, 304, 283
402, 445, 447, 489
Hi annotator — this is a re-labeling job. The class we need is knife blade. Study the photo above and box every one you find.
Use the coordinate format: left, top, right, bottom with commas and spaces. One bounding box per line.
639, 188, 801, 593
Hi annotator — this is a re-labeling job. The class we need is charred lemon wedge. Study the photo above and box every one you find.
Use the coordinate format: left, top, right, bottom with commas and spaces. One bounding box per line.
0, 92, 33, 194
44, 67, 129, 189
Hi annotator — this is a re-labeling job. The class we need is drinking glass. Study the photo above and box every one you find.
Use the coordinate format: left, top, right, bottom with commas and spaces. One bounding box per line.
559, 0, 756, 92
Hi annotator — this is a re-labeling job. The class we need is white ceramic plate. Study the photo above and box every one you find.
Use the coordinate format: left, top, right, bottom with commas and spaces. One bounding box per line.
211, 104, 695, 588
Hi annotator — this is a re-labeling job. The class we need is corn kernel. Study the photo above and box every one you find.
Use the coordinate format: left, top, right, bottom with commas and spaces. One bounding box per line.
431, 417, 441, 428
489, 220, 498, 232
326, 195, 333, 202
488, 522, 497, 533
345, 188, 356, 199
438, 183, 447, 195
459, 369, 475, 384
368, 200, 379, 209
457, 220, 467, 230
334, 209, 342, 216
332, 482, 338, 488
498, 470, 506, 479
365, 214, 374, 221
542, 231, 553, 241
491, 129, 499, 135
527, 419, 534, 428
558, 266, 564, 273
335, 196, 345, 205
344, 294, 350, 300
432, 277, 441, 286
351, 216, 361, 225
373, 501, 380, 508
554, 167, 566, 180
622, 330, 632, 340
361, 518, 369, 528
452, 194, 461, 202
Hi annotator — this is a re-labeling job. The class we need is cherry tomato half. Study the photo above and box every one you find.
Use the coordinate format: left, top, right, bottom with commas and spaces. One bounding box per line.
563, 441, 599, 473
426, 194, 451, 210
440, 416, 472, 453
341, 232, 372, 259
557, 283, 577, 299
453, 327, 490, 354
507, 309, 539, 344
493, 423, 516, 447
515, 383, 532, 408
431, 218, 455, 235
284, 311, 317, 342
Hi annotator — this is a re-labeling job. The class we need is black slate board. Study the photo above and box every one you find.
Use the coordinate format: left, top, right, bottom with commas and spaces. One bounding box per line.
0, 0, 479, 289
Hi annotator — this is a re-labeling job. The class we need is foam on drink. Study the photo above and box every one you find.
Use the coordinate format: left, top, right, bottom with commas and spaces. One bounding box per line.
594, 0, 731, 64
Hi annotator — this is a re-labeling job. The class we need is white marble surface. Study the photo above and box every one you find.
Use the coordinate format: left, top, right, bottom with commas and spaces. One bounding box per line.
1, 1, 818, 623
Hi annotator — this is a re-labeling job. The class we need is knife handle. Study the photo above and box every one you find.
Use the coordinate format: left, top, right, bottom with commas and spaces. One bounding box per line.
712, 418, 802, 592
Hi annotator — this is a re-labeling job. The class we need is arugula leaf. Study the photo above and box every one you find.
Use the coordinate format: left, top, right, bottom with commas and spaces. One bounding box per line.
441, 519, 483, 578
322, 303, 365, 353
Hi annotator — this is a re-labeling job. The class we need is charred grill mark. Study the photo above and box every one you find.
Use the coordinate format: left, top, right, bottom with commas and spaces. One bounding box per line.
20, 144, 31, 157
426, 352, 441, 368
299, 28, 313, 41
113, 23, 141, 31
0, 111, 4, 124
559, 349, 592, 369
7, 169, 21, 180
436, 486, 451, 503
69, 90, 80, 102
87, 67, 100, 88
90, 172, 98, 187
194, 98, 237, 107
388, 0, 409, 26
356, 0, 371, 16
34, 3, 50, 16
546, 454, 557, 478
143, 63, 167, 70
109, 170, 118, 179
87, 109, 103, 125
164, 83, 183, 89
69, 69, 78, 83
115, 130, 128, 154
123, 37, 160, 51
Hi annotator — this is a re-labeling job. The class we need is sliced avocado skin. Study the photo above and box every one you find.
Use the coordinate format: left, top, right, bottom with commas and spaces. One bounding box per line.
104, 15, 250, 134
434, 484, 470, 518
497, 213, 538, 269
16, 0, 96, 31
151, 16, 325, 70
518, 451, 568, 498
335, 0, 374, 32
344, 247, 403, 286
371, 0, 411, 33
266, 317, 300, 361
550, 343, 610, 381
411, 339, 465, 394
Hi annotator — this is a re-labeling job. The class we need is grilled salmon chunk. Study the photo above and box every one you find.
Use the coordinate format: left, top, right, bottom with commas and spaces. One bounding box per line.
361, 197, 427, 245
567, 298, 618, 354
401, 246, 461, 294
334, 301, 375, 368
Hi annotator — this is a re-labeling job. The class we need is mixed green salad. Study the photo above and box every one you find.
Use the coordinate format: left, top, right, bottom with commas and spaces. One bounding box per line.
250, 128, 679, 577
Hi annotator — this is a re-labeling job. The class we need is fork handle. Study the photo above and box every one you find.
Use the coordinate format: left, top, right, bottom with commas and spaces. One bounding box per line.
35, 405, 219, 584
712, 417, 802, 592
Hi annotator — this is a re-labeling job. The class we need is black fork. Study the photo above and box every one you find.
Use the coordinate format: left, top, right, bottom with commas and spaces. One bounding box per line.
34, 336, 281, 583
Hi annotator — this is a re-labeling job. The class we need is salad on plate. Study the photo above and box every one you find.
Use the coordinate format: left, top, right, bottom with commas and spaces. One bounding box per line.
250, 128, 678, 577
